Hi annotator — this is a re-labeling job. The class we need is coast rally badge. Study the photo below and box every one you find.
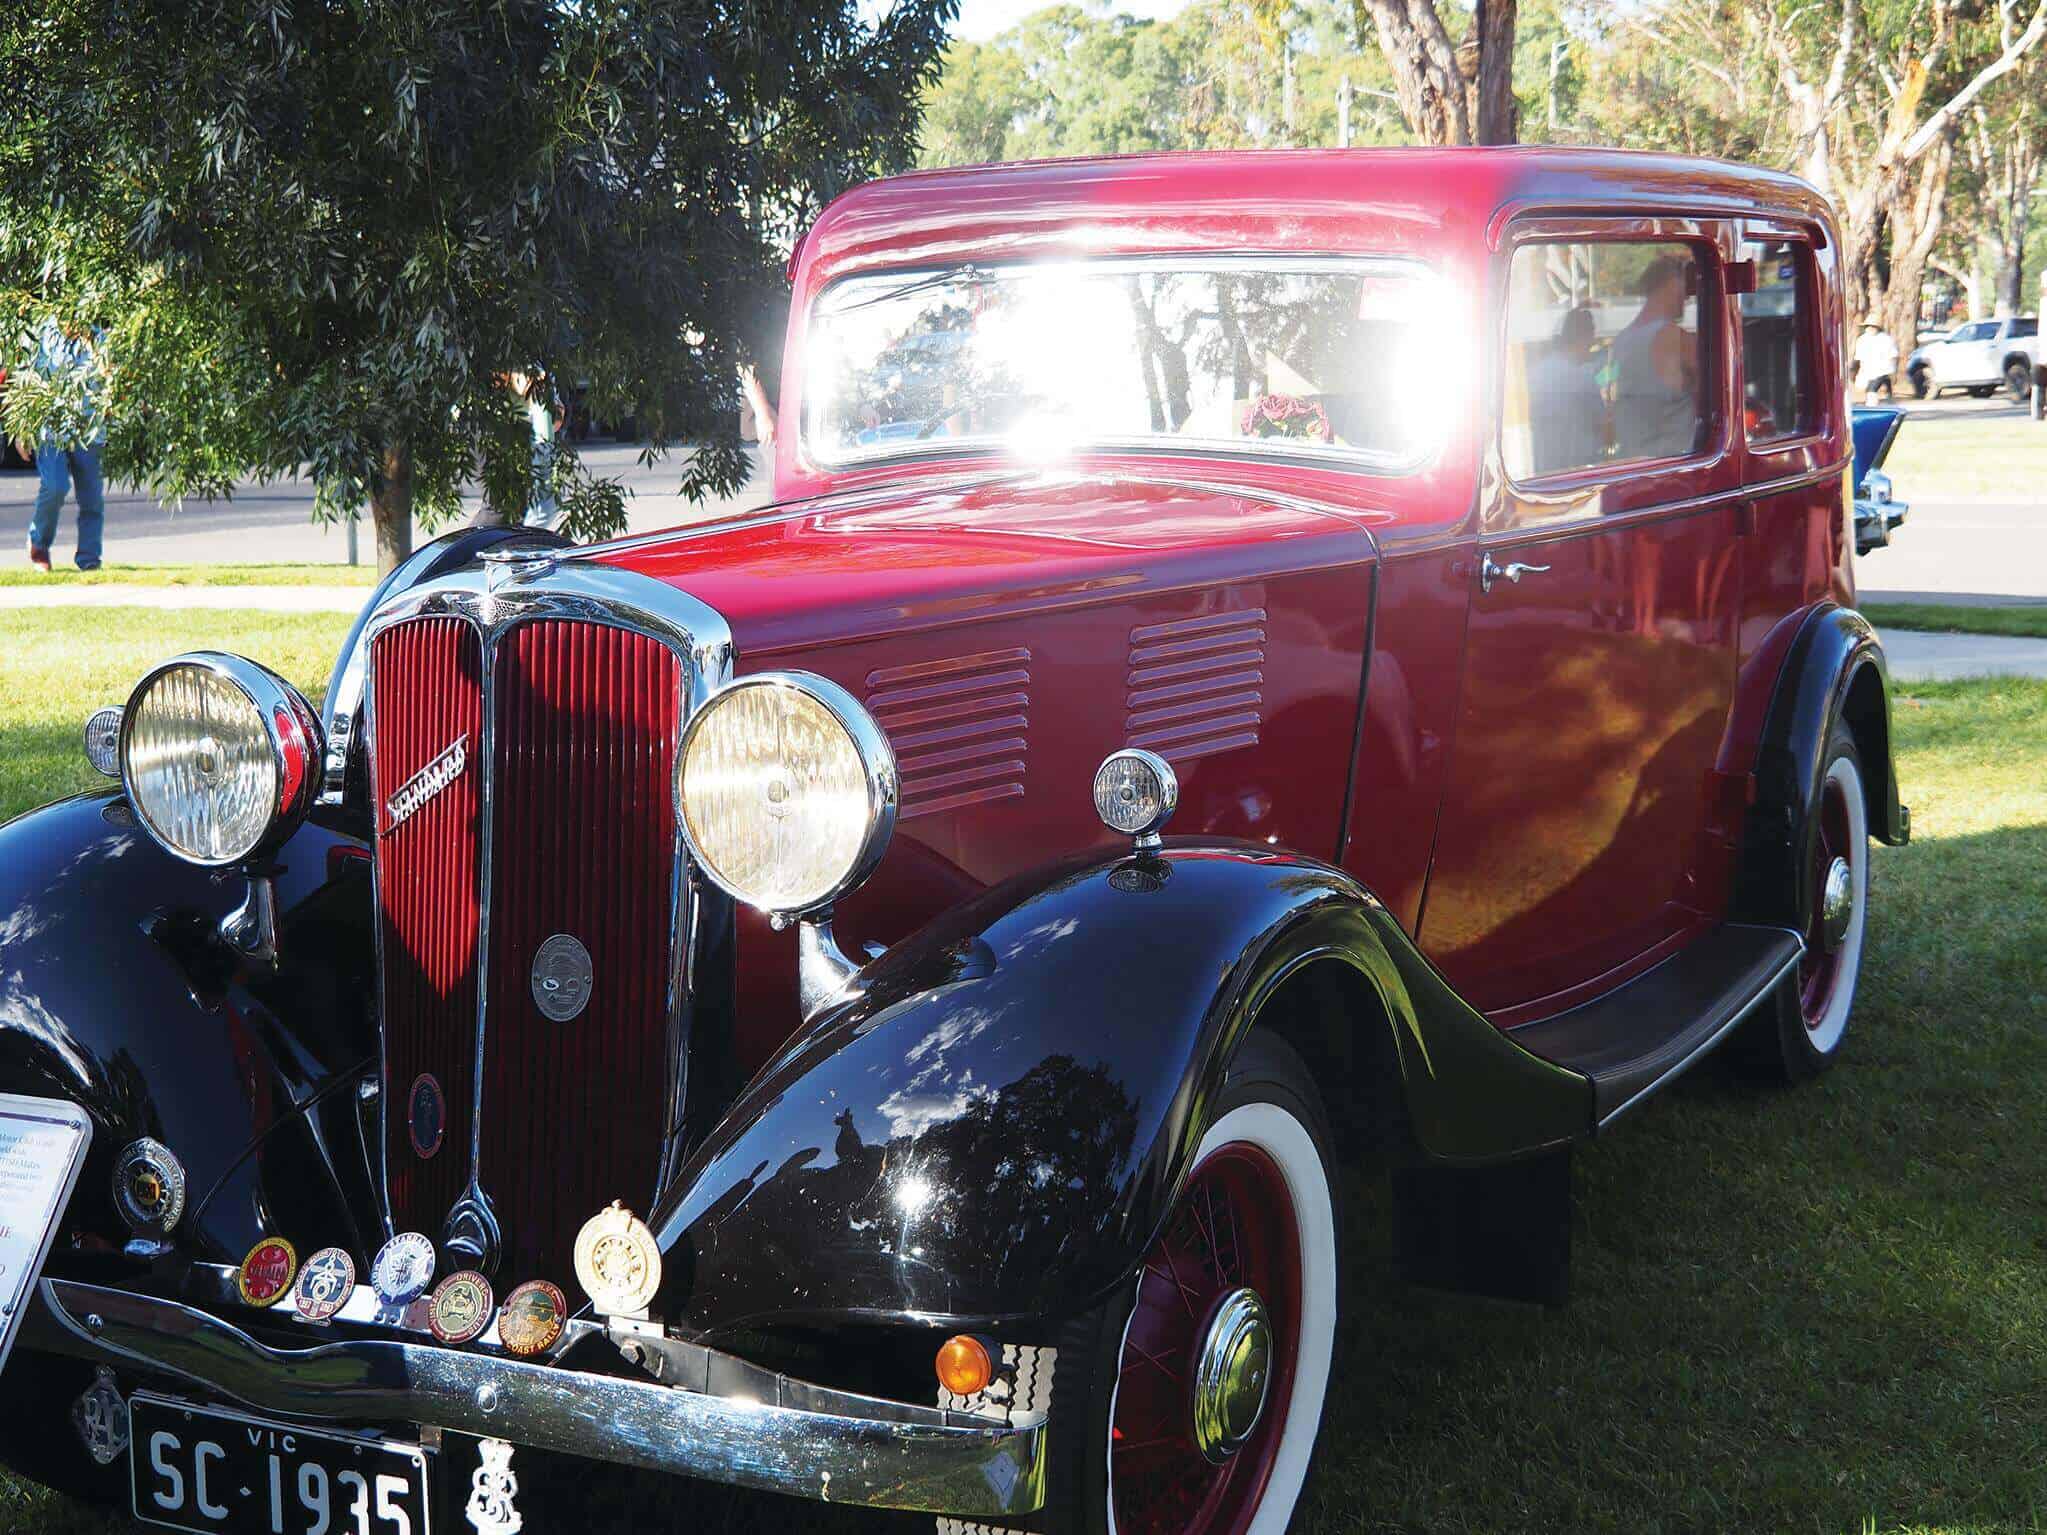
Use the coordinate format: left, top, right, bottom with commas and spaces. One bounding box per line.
497, 1280, 568, 1357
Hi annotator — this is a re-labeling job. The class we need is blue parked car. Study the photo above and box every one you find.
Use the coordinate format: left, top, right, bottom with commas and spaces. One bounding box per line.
1851, 406, 1909, 555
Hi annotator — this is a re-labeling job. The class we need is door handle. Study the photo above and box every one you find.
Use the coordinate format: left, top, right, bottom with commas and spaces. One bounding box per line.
1480, 553, 1551, 594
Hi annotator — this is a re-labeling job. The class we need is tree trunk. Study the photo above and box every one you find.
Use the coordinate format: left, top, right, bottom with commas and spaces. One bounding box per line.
1356, 0, 1473, 144
371, 441, 414, 577
1877, 136, 1957, 363
1997, 137, 2035, 314
1472, 0, 1519, 144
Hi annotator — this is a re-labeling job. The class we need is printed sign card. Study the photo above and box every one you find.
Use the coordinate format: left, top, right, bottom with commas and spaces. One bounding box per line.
0, 1093, 92, 1371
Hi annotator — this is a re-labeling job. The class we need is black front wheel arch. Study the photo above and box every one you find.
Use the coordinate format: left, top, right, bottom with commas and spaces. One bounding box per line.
942, 1032, 1340, 1535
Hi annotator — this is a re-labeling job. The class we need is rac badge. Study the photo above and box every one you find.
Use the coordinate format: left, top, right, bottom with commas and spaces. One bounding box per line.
428, 1270, 496, 1344
237, 1237, 299, 1308
383, 733, 468, 834
572, 1201, 660, 1317
531, 934, 594, 1022
112, 1138, 186, 1236
294, 1246, 357, 1323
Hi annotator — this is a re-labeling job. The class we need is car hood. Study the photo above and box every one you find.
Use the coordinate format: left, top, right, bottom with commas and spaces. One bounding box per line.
582, 470, 1384, 659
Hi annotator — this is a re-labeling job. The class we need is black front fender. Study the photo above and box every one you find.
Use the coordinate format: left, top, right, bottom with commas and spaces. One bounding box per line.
0, 792, 379, 1266
651, 843, 1590, 1338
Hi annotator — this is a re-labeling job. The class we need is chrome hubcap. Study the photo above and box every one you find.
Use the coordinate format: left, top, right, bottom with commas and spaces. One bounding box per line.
1820, 855, 1854, 953
1190, 1286, 1272, 1464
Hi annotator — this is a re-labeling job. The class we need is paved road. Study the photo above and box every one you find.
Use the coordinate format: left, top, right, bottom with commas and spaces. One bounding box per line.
1858, 496, 2046, 605
0, 441, 773, 568
1875, 630, 2047, 681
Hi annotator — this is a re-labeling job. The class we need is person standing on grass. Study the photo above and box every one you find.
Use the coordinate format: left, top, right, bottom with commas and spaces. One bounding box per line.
510, 368, 564, 526
22, 318, 108, 572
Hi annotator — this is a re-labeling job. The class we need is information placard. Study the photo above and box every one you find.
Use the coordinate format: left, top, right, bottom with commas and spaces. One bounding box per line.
0, 1093, 92, 1372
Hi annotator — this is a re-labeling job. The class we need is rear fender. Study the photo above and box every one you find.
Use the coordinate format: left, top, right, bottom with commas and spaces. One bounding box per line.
650, 842, 1590, 1338
1737, 604, 1908, 932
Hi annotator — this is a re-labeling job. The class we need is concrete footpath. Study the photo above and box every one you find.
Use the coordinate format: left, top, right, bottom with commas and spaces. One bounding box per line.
9, 584, 2046, 681
0, 585, 365, 612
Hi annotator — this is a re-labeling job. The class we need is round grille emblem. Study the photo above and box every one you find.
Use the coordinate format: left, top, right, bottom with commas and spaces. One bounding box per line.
408, 1073, 446, 1160
532, 934, 594, 1022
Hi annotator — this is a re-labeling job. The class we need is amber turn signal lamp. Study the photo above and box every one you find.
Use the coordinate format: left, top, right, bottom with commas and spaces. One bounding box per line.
936, 1334, 994, 1397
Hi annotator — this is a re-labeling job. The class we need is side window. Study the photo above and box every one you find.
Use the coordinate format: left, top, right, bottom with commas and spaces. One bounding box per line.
1502, 240, 1712, 483
2014, 318, 2039, 340
1739, 239, 1816, 443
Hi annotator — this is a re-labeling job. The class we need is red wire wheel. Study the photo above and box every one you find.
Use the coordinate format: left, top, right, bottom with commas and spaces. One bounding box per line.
1109, 1140, 1303, 1535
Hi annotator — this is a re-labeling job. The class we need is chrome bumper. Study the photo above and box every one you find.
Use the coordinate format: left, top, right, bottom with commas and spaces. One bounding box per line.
22, 1276, 1046, 1518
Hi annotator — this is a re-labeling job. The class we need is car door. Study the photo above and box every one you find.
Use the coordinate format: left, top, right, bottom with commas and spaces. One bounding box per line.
1417, 217, 1743, 1021
1938, 319, 1999, 385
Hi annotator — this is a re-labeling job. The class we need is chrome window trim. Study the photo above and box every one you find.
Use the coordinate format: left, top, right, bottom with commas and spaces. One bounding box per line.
358, 553, 736, 1258
801, 251, 1443, 477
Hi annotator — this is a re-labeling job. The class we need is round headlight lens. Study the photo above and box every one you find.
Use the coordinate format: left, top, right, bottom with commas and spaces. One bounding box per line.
678, 674, 895, 916
121, 656, 314, 866
1093, 748, 1179, 841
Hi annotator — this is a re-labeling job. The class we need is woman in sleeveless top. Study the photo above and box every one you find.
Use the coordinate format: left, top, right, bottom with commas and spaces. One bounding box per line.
1612, 256, 1699, 461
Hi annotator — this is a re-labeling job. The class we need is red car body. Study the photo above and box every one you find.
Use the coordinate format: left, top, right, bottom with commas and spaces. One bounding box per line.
0, 149, 1907, 1535
594, 147, 1868, 1065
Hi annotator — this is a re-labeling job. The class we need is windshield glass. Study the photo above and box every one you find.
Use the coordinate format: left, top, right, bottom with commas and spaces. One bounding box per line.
802, 258, 1445, 472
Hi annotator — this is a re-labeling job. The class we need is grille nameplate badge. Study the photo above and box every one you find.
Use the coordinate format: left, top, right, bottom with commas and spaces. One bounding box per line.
531, 934, 594, 1023
383, 732, 469, 832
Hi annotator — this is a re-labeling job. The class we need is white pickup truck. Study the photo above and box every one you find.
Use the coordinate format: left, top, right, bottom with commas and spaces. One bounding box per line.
1906, 314, 2039, 400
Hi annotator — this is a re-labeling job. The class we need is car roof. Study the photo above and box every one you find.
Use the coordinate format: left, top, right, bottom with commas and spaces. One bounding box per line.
793, 147, 1834, 293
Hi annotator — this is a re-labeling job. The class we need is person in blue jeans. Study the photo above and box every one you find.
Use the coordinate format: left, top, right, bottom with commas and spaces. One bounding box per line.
24, 320, 107, 572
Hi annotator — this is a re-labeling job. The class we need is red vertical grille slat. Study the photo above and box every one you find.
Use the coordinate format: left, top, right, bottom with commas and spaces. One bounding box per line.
480, 620, 681, 1285
370, 617, 483, 1241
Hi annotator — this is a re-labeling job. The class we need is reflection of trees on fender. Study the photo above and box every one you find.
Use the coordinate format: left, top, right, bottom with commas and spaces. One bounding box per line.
705, 1053, 1141, 1309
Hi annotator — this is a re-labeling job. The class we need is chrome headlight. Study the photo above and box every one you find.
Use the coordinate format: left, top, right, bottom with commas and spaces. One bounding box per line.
120, 653, 323, 867
676, 672, 896, 919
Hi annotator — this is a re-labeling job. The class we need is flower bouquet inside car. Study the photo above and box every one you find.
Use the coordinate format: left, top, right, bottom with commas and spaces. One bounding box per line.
1241, 392, 1333, 442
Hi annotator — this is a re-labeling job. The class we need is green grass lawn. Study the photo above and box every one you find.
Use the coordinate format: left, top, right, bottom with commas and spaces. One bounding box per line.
0, 562, 377, 588
1883, 409, 2047, 502
1866, 601, 2047, 640
3, 614, 2045, 1534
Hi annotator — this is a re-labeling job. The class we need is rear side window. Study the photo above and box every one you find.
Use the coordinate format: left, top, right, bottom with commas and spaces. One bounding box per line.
1740, 239, 1816, 443
1501, 240, 1712, 482
2014, 318, 2039, 339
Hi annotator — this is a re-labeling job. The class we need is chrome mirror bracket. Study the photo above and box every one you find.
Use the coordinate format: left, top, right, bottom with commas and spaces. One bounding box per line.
218, 865, 281, 974
793, 909, 868, 1022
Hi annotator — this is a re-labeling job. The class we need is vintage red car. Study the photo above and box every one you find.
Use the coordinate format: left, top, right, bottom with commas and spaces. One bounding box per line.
0, 148, 1906, 1535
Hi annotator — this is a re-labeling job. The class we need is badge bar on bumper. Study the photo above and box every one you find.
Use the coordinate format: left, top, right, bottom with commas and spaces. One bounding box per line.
23, 1275, 1048, 1518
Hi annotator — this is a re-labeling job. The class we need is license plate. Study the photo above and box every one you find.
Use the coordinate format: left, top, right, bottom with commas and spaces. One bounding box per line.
0, 1093, 92, 1372
130, 1394, 432, 1535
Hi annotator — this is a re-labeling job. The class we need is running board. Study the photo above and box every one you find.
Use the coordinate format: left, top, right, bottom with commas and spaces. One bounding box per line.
1509, 924, 1803, 1128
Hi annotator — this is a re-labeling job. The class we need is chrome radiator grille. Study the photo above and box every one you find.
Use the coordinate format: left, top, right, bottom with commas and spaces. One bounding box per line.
369, 610, 686, 1284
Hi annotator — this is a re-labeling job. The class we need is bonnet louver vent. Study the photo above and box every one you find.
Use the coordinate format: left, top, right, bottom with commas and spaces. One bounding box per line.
867, 648, 1031, 819
1124, 608, 1266, 762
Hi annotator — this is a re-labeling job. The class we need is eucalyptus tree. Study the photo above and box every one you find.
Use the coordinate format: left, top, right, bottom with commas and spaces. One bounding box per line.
0, 0, 954, 571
